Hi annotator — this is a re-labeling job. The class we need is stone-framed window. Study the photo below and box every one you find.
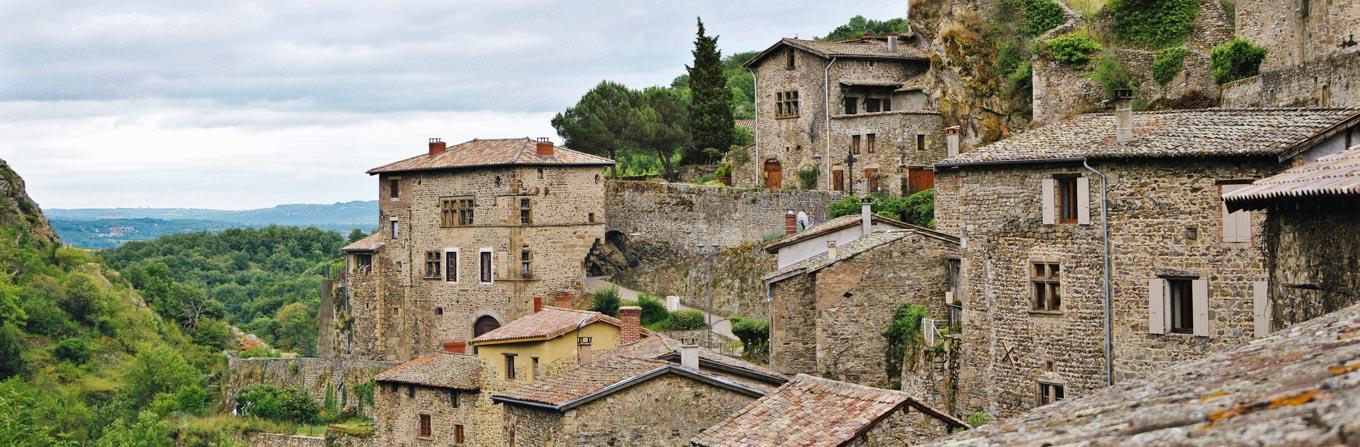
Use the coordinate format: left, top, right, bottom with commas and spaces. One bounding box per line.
1056, 175, 1079, 224
850, 135, 862, 155
776, 91, 800, 118
390, 218, 400, 240
418, 413, 432, 439
843, 96, 858, 115
865, 97, 884, 113
389, 178, 400, 200
354, 253, 373, 275
519, 198, 533, 225
866, 133, 877, 154
449, 390, 460, 408
423, 251, 441, 280
504, 353, 517, 380
864, 168, 879, 193
1031, 262, 1061, 312
1148, 276, 1210, 337
455, 424, 465, 445
1038, 382, 1065, 405
479, 249, 493, 284
916, 134, 926, 151
1042, 175, 1090, 225
531, 356, 540, 380
520, 249, 533, 279
441, 197, 476, 227
785, 47, 796, 70
1168, 278, 1195, 334
588, 212, 596, 223
444, 249, 458, 283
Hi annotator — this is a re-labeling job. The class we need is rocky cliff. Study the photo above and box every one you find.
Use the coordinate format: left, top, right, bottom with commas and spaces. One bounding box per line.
0, 159, 58, 246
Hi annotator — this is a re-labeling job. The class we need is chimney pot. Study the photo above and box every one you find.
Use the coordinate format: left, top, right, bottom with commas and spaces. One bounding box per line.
826, 240, 838, 260
887, 34, 899, 52
1113, 90, 1134, 144
945, 126, 961, 158
429, 138, 446, 156
680, 341, 700, 370
860, 197, 873, 236
784, 209, 797, 235
533, 296, 543, 313
535, 137, 554, 156
619, 306, 642, 346
441, 340, 467, 355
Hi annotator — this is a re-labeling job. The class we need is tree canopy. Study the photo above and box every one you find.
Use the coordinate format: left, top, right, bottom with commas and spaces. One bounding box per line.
685, 18, 735, 165
818, 15, 910, 41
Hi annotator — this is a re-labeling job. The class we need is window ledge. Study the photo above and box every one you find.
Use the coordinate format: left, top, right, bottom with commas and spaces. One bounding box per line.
775, 115, 800, 120
1028, 310, 1064, 316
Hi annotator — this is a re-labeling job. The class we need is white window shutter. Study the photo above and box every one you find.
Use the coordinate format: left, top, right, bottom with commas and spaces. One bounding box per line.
1077, 177, 1091, 225
1221, 185, 1250, 242
1192, 279, 1210, 337
1148, 279, 1165, 335
1253, 281, 1271, 338
1042, 178, 1056, 225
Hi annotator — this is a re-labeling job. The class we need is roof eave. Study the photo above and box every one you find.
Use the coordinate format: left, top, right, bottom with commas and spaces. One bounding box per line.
367, 161, 614, 176
1276, 111, 1360, 162
494, 365, 767, 413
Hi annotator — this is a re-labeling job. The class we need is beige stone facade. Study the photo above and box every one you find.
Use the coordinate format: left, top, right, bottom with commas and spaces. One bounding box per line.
743, 37, 945, 194
374, 382, 480, 446
1236, 0, 1360, 72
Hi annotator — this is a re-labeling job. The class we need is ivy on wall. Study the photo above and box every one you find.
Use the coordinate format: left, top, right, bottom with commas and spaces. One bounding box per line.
1152, 47, 1189, 85
1046, 31, 1103, 68
1109, 0, 1200, 49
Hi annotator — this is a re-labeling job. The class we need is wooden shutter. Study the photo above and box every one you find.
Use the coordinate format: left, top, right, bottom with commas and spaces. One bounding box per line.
1077, 177, 1091, 225
1253, 280, 1271, 338
1221, 184, 1251, 242
1148, 278, 1165, 334
1192, 279, 1210, 337
1042, 178, 1056, 225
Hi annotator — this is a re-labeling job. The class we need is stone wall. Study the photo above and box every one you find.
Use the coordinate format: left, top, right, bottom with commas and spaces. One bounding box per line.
846, 405, 957, 447
612, 241, 774, 320
938, 158, 1277, 418
604, 180, 842, 252
1032, 48, 1219, 126
373, 382, 483, 447
769, 272, 817, 376
502, 373, 758, 446
1220, 49, 1360, 108
223, 357, 397, 414
242, 433, 324, 447
1265, 207, 1360, 329
1236, 0, 1360, 71
901, 344, 961, 416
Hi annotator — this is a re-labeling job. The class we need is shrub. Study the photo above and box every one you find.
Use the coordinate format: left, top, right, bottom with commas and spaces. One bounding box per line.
729, 316, 770, 361
54, 338, 90, 363
1020, 0, 1067, 36
1045, 32, 1102, 68
236, 384, 319, 424
1210, 38, 1267, 84
634, 294, 669, 326
666, 310, 707, 330
21, 296, 76, 337
1090, 53, 1135, 98
122, 345, 206, 411
1151, 47, 1188, 85
589, 287, 621, 317
714, 162, 732, 183
829, 192, 935, 228
796, 165, 819, 190
0, 327, 23, 380
238, 346, 279, 359
968, 410, 994, 427
1109, 0, 1199, 48
900, 189, 935, 228
882, 304, 930, 388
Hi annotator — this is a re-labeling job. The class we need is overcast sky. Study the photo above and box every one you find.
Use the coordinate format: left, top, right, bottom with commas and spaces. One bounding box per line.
1, 0, 906, 209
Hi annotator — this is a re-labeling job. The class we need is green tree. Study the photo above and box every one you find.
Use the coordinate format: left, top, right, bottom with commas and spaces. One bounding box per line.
818, 15, 909, 41
347, 228, 367, 243
121, 345, 206, 412
553, 81, 638, 177
273, 302, 317, 356
94, 411, 172, 447
0, 327, 22, 380
685, 18, 734, 165
0, 379, 77, 446
627, 87, 691, 179
589, 287, 621, 317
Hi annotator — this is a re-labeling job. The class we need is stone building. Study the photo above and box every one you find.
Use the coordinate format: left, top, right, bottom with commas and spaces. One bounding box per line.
1221, 0, 1360, 109
765, 199, 917, 269
324, 137, 613, 361
765, 225, 959, 389
493, 338, 784, 446
922, 303, 1360, 446
742, 34, 947, 194
692, 373, 967, 447
1224, 146, 1360, 331
933, 105, 1360, 418
374, 353, 482, 446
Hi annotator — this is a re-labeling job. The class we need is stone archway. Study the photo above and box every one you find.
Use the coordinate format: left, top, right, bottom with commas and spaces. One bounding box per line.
473, 315, 501, 337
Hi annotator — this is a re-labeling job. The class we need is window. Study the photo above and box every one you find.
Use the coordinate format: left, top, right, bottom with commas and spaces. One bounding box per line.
504, 354, 517, 380
1057, 176, 1079, 224
865, 97, 882, 113
531, 357, 540, 380
1220, 184, 1252, 242
1039, 383, 1065, 405
355, 254, 373, 275
1031, 262, 1061, 312
851, 135, 862, 155
441, 198, 476, 227
537, 168, 544, 179
480, 250, 493, 283
1168, 279, 1194, 334
455, 424, 465, 445
407, 385, 415, 398
785, 48, 796, 69
424, 251, 441, 279
390, 219, 400, 240
866, 133, 876, 154
519, 198, 532, 224
418, 414, 432, 438
947, 258, 962, 304
449, 390, 460, 408
776, 91, 800, 118
916, 134, 926, 151
520, 250, 533, 279
389, 179, 400, 199
882, 97, 892, 112
588, 212, 596, 223
843, 97, 858, 115
444, 250, 458, 282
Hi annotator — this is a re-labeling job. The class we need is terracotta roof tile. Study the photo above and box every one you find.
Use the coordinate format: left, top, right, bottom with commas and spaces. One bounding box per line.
922, 304, 1360, 446
470, 306, 620, 345
492, 355, 670, 407
341, 232, 384, 252
1225, 146, 1360, 210
367, 138, 613, 174
938, 108, 1360, 166
692, 374, 962, 447
374, 353, 480, 390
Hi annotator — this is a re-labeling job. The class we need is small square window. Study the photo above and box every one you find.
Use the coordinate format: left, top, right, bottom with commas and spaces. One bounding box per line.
423, 251, 442, 279
1039, 383, 1065, 405
1031, 262, 1061, 312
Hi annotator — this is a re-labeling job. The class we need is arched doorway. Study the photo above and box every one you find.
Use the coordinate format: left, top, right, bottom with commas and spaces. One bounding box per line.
763, 159, 783, 189
473, 315, 501, 337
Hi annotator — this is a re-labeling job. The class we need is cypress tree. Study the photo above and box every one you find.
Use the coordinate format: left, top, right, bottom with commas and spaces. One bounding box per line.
685, 17, 734, 165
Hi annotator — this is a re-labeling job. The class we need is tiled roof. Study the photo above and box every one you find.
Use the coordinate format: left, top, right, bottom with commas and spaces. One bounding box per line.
937, 108, 1360, 166
605, 335, 786, 385
1225, 146, 1360, 211
764, 214, 917, 252
764, 229, 959, 283
340, 232, 384, 252
922, 304, 1360, 446
735, 119, 755, 132
745, 37, 929, 68
491, 355, 765, 411
374, 353, 481, 390
367, 138, 614, 174
692, 374, 966, 447
470, 306, 620, 345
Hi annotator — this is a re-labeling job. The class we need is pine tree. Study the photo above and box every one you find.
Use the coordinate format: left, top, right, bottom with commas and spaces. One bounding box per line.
685, 17, 734, 165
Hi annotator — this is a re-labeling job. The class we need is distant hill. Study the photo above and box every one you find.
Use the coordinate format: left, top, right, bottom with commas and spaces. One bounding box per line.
48, 201, 378, 248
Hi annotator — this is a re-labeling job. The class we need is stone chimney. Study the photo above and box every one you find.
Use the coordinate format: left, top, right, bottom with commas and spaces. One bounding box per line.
1114, 89, 1134, 144
535, 137, 554, 156
577, 336, 593, 364
619, 306, 641, 345
441, 339, 466, 355
887, 33, 899, 52
860, 197, 873, 236
826, 240, 838, 260
784, 209, 797, 235
533, 296, 543, 313
553, 292, 574, 309
680, 341, 699, 370
946, 126, 961, 158
429, 138, 446, 156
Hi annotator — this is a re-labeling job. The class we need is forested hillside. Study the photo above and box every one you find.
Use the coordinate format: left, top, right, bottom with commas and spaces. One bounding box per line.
102, 227, 353, 357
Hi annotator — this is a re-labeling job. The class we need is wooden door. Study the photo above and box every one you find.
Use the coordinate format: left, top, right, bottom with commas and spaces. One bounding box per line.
908, 168, 935, 194
764, 159, 783, 189
833, 170, 844, 191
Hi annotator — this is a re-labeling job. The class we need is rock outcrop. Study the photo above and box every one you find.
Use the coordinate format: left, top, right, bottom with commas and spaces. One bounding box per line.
0, 158, 58, 246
